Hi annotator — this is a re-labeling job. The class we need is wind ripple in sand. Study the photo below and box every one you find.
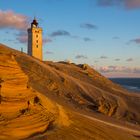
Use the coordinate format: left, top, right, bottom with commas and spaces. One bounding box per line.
0, 51, 70, 140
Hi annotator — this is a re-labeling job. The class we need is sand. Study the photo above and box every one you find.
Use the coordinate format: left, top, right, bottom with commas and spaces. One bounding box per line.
0, 43, 140, 140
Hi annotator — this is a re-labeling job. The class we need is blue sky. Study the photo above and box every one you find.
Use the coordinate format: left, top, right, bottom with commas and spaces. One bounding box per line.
0, 0, 140, 77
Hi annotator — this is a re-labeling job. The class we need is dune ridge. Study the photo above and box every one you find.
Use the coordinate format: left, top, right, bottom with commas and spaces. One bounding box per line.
0, 45, 70, 139
13, 46, 140, 124
0, 44, 140, 140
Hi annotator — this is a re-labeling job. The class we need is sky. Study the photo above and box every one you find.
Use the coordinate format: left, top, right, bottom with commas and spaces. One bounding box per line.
0, 0, 140, 78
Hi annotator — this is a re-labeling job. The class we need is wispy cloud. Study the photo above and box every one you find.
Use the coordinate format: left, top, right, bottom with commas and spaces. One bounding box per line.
50, 30, 71, 37
130, 38, 140, 44
97, 0, 140, 9
80, 23, 97, 30
75, 55, 88, 59
43, 38, 52, 44
126, 58, 133, 62
96, 65, 140, 74
97, 0, 121, 7
0, 10, 28, 30
83, 37, 93, 42
125, 0, 140, 9
45, 51, 54, 54
100, 55, 108, 59
16, 31, 51, 44
16, 31, 27, 44
5, 31, 9, 34
114, 58, 120, 61
112, 36, 120, 39
50, 30, 93, 43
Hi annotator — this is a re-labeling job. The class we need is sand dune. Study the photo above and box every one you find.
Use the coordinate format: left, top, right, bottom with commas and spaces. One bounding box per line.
0, 44, 140, 140
0, 45, 70, 139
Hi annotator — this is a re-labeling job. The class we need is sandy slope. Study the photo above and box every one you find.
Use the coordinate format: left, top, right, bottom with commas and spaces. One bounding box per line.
0, 44, 140, 140
14, 47, 140, 124
79, 113, 140, 136
0, 45, 70, 139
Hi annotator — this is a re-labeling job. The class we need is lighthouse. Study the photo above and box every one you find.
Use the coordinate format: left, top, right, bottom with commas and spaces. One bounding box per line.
27, 18, 43, 60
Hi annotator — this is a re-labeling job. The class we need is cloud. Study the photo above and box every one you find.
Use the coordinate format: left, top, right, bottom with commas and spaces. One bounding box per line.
96, 65, 140, 74
16, 31, 51, 44
125, 0, 140, 9
130, 38, 140, 44
112, 36, 120, 39
45, 51, 54, 54
0, 10, 28, 30
97, 0, 140, 9
75, 55, 88, 59
43, 38, 52, 44
80, 23, 97, 30
133, 68, 140, 74
5, 31, 9, 34
114, 58, 120, 61
100, 55, 108, 59
16, 31, 27, 44
83, 37, 93, 42
97, 0, 120, 6
50, 30, 71, 37
126, 58, 133, 62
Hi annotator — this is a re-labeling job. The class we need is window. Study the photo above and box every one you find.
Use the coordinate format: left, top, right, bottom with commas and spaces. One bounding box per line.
36, 45, 38, 48
36, 40, 38, 43
36, 35, 38, 38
